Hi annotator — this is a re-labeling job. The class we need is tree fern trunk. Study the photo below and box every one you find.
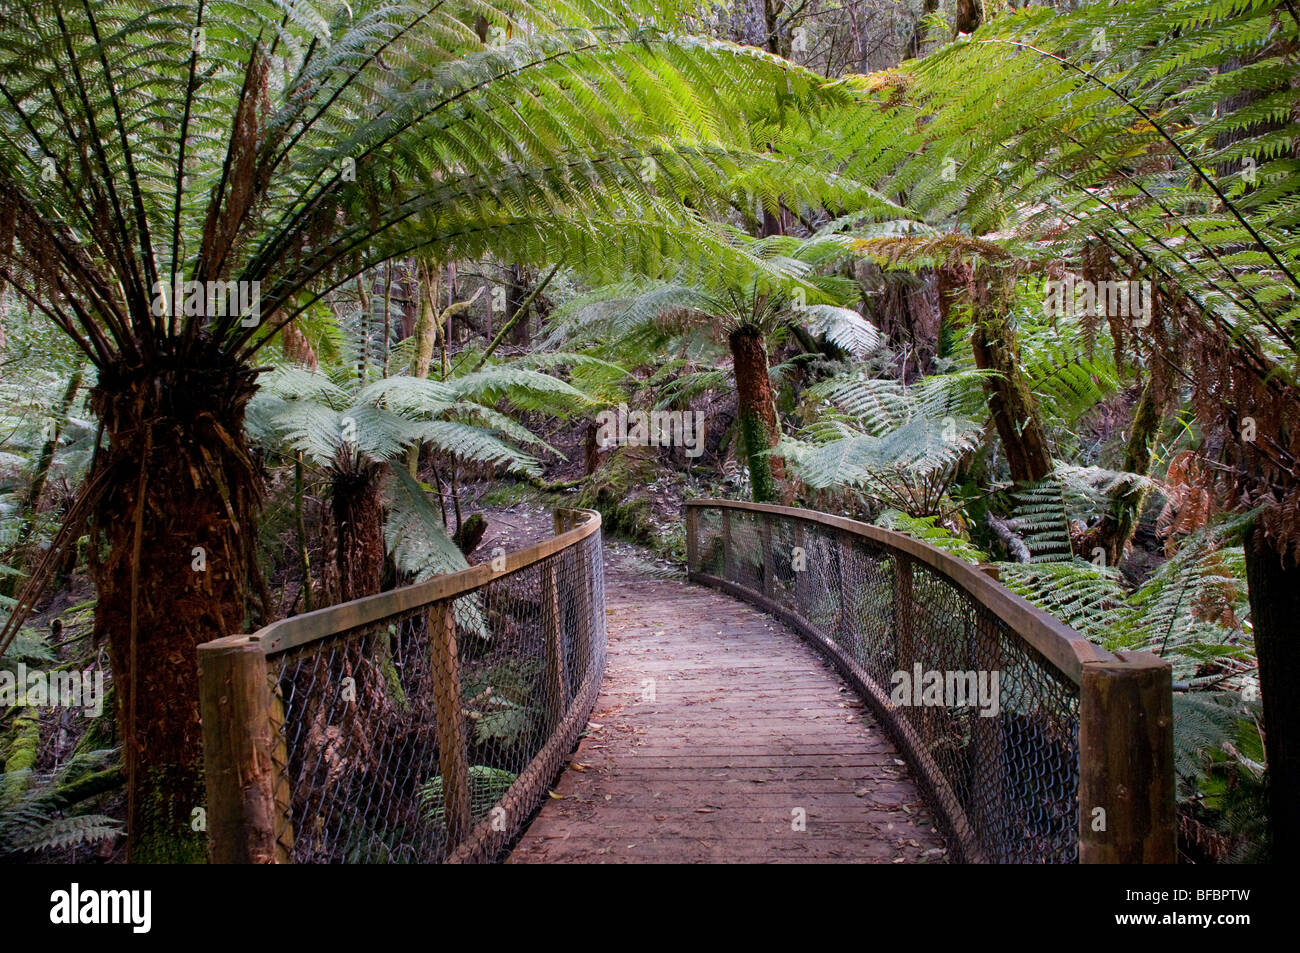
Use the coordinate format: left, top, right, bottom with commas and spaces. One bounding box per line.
969, 266, 1053, 484
90, 359, 260, 863
729, 324, 783, 503
332, 464, 385, 604
1244, 525, 1300, 859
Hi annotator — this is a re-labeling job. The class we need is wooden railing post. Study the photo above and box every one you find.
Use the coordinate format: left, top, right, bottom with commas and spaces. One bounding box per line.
685, 504, 699, 575
893, 555, 915, 674
721, 508, 733, 581
199, 635, 280, 863
835, 533, 856, 646
760, 513, 774, 598
266, 680, 295, 862
791, 520, 808, 617
1078, 652, 1175, 863
969, 606, 1005, 859
575, 535, 596, 686
542, 513, 570, 726
429, 600, 472, 848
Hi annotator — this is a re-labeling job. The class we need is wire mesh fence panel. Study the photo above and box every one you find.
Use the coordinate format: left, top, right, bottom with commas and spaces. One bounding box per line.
686, 502, 1083, 864
270, 604, 451, 863
201, 510, 604, 864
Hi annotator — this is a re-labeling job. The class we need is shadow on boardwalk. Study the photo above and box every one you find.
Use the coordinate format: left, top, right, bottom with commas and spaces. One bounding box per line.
508, 543, 949, 864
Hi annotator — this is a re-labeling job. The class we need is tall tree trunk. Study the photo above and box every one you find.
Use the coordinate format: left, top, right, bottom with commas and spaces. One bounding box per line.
407, 258, 440, 476
909, 0, 940, 59
969, 266, 1053, 484
1243, 525, 1300, 859
506, 265, 531, 347
332, 463, 385, 604
729, 324, 783, 503
89, 358, 260, 863
762, 0, 789, 58
584, 419, 600, 476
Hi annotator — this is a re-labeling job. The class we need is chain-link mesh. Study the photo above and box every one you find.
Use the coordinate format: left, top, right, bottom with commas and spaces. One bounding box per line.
689, 503, 1079, 863
259, 514, 605, 864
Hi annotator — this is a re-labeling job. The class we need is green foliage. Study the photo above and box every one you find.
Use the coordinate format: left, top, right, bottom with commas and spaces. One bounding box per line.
421, 766, 518, 828
0, 749, 122, 859
384, 467, 472, 583
998, 514, 1252, 675
781, 367, 989, 515
462, 661, 545, 747
835, 0, 1300, 371
873, 510, 988, 564
1172, 692, 1268, 862
0, 0, 884, 372
1009, 464, 1155, 562
250, 365, 549, 476
997, 559, 1133, 644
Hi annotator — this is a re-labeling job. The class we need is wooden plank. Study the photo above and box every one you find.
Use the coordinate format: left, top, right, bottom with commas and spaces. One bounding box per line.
511, 568, 946, 865
689, 570, 987, 863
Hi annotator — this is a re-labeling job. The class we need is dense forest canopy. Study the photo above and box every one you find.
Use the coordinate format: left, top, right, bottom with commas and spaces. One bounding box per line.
0, 0, 1295, 866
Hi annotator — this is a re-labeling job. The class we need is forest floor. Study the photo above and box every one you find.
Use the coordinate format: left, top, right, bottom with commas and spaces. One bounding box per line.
481, 506, 948, 863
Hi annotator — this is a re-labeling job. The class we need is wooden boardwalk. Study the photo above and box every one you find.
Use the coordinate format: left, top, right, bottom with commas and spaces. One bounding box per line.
508, 557, 948, 864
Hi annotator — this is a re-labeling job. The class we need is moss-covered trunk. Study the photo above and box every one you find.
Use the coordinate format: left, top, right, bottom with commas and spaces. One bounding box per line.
969, 266, 1053, 485
90, 355, 260, 863
728, 324, 783, 503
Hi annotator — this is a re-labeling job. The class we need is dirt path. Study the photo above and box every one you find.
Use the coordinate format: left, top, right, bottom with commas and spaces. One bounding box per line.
505, 527, 949, 864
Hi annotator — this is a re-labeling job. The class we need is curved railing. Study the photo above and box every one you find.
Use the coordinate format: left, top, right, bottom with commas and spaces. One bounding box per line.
199, 509, 605, 864
685, 500, 1174, 864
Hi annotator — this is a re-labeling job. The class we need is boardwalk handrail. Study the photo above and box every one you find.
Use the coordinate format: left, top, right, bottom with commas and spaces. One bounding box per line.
685, 499, 1174, 864
198, 509, 605, 863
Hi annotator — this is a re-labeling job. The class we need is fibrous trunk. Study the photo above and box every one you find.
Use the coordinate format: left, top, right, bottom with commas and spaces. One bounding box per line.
89, 354, 260, 863
331, 463, 385, 604
728, 324, 783, 503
